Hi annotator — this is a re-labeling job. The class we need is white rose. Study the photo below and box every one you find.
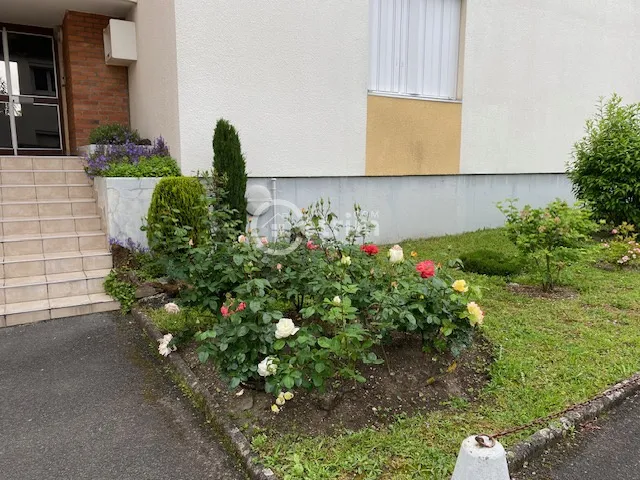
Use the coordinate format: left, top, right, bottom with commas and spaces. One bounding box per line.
332, 296, 341, 306
388, 245, 404, 264
258, 356, 277, 377
238, 234, 247, 243
164, 302, 180, 314
274, 318, 300, 339
158, 334, 176, 357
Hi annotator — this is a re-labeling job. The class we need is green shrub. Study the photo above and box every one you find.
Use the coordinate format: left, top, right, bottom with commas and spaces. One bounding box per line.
146, 177, 209, 250
104, 270, 136, 313
459, 249, 524, 276
101, 156, 180, 178
154, 198, 484, 398
89, 123, 141, 145
213, 119, 247, 229
568, 94, 640, 226
498, 199, 598, 291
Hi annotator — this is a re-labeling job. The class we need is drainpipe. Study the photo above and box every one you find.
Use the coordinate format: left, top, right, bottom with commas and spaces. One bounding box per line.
271, 177, 277, 241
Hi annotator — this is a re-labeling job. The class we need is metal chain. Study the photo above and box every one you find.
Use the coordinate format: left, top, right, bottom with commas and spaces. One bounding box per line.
476, 376, 638, 446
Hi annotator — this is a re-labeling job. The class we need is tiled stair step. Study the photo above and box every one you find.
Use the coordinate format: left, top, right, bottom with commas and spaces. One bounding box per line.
0, 184, 93, 201
0, 215, 102, 236
0, 170, 89, 186
0, 269, 112, 305
0, 293, 120, 327
0, 231, 107, 256
0, 199, 97, 217
0, 156, 84, 171
1, 250, 113, 278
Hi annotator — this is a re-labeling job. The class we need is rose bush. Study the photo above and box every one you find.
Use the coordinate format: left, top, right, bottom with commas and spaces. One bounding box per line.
152, 198, 484, 401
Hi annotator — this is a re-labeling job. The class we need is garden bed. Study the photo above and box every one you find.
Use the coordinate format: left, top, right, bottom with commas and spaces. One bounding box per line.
145, 228, 640, 479
176, 333, 491, 436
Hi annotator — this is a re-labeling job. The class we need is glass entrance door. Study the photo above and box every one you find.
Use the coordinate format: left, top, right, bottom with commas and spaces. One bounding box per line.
0, 26, 63, 156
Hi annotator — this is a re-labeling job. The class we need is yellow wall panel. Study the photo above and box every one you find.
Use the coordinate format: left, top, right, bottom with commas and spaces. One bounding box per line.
365, 95, 462, 176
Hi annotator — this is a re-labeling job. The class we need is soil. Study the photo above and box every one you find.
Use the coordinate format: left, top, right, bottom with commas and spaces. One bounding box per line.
507, 283, 579, 300
180, 333, 492, 437
111, 244, 136, 269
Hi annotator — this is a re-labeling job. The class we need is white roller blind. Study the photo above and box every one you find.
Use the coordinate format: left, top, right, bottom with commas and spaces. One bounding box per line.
369, 0, 461, 100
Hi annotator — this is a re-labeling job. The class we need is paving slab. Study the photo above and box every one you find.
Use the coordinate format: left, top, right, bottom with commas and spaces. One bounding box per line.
0, 313, 245, 480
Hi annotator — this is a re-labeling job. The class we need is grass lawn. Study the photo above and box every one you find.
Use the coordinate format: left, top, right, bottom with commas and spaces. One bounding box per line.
254, 228, 640, 480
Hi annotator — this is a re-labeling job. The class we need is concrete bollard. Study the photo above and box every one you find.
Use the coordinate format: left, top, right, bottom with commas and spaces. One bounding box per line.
451, 436, 510, 480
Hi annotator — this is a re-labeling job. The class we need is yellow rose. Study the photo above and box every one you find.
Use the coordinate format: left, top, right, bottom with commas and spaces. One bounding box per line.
283, 392, 294, 401
410, 251, 418, 257
467, 302, 484, 327
452, 280, 469, 293
271, 404, 280, 413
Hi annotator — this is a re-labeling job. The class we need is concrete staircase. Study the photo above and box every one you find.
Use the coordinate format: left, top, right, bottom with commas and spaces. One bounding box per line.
0, 156, 119, 327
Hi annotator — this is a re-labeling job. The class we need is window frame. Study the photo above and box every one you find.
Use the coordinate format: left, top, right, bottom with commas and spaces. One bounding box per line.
368, 0, 466, 103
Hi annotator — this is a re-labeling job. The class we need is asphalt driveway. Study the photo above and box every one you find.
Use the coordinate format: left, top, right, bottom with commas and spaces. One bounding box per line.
0, 313, 245, 480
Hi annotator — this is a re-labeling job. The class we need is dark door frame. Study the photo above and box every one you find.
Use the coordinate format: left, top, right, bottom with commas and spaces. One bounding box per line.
0, 22, 66, 156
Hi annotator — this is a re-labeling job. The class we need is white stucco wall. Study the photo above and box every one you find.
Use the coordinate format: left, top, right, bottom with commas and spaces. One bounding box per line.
127, 0, 181, 161
172, 0, 369, 177
460, 0, 640, 174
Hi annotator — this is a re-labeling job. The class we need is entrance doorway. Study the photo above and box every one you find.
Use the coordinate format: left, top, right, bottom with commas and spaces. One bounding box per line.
0, 25, 64, 156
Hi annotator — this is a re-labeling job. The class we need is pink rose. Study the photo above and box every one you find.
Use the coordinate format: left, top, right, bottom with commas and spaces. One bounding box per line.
236, 302, 246, 312
220, 305, 230, 317
306, 240, 320, 250
276, 263, 282, 271
612, 229, 618, 235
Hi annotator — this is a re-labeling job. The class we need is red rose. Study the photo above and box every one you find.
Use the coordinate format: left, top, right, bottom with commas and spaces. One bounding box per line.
416, 260, 436, 279
306, 240, 320, 250
360, 244, 380, 256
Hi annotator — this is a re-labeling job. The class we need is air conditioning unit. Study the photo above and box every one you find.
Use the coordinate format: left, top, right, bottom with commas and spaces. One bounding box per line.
103, 19, 137, 66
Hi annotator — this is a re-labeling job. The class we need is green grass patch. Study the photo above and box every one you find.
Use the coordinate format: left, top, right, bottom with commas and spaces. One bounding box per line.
146, 305, 216, 337
256, 228, 640, 480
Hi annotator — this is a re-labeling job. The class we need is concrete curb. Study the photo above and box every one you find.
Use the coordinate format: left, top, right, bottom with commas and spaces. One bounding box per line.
132, 308, 277, 480
507, 372, 640, 472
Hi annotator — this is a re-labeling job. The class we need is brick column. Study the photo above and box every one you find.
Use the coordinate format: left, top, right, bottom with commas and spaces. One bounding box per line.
62, 11, 130, 153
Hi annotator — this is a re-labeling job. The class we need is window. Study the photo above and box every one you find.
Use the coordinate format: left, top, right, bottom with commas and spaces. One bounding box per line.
369, 0, 462, 100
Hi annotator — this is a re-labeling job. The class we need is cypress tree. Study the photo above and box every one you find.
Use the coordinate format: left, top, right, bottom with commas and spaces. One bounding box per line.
213, 118, 248, 229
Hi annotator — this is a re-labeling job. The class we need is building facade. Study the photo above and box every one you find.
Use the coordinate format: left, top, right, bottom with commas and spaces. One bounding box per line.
2, 0, 640, 241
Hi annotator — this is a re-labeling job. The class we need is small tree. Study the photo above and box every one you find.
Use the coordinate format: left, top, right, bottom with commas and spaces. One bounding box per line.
213, 119, 248, 229
568, 94, 640, 226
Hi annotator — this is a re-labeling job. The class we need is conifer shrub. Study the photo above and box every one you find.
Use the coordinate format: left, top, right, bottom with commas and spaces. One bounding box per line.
146, 177, 209, 250
212, 119, 247, 229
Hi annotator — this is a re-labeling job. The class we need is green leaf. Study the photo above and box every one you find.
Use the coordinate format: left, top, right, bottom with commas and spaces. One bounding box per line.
198, 350, 210, 363
315, 362, 326, 373
283, 376, 295, 389
317, 337, 332, 349
249, 300, 261, 313
237, 326, 249, 337
273, 339, 286, 351
229, 377, 241, 389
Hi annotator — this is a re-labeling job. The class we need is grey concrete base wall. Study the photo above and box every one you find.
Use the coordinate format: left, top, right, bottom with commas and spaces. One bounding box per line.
247, 174, 573, 244
94, 177, 161, 248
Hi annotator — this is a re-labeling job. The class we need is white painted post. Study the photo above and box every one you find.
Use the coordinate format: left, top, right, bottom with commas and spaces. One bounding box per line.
451, 436, 510, 480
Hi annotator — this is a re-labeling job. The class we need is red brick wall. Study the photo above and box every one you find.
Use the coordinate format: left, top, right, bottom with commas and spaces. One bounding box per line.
62, 11, 130, 152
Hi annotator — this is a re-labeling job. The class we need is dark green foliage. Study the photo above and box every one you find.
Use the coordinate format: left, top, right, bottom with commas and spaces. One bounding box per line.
459, 249, 524, 276
212, 119, 247, 229
101, 156, 181, 178
104, 270, 136, 313
568, 94, 640, 226
146, 177, 209, 250
88, 123, 141, 145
